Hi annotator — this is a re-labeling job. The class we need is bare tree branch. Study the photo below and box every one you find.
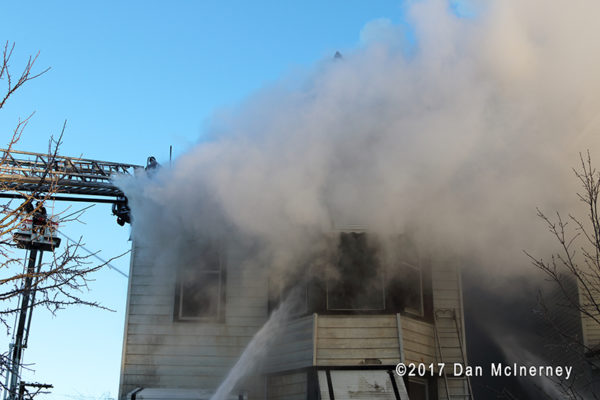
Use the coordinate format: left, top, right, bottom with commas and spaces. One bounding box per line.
0, 42, 122, 399
527, 151, 600, 399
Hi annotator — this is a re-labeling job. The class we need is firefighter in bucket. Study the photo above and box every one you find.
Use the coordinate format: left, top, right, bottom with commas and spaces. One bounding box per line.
32, 201, 47, 237
13, 199, 60, 251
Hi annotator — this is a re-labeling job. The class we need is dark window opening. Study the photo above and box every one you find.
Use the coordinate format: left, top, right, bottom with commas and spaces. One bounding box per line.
175, 242, 225, 321
408, 378, 429, 400
326, 232, 385, 311
386, 235, 424, 316
268, 232, 431, 320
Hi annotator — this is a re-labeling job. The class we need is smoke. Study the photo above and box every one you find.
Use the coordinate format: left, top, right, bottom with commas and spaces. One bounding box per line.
115, 0, 600, 396
119, 0, 600, 282
499, 336, 566, 399
495, 333, 595, 400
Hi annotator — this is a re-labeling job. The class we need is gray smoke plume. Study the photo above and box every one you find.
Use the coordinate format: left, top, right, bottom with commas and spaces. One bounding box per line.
115, 0, 600, 397
118, 0, 600, 282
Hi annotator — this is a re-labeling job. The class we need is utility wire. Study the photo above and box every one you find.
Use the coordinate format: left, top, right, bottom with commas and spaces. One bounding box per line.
57, 231, 129, 278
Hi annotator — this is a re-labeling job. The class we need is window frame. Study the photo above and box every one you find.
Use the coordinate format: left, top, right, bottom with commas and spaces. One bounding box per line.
408, 377, 430, 400
325, 231, 387, 312
395, 258, 424, 317
384, 234, 425, 318
174, 242, 226, 322
267, 231, 431, 320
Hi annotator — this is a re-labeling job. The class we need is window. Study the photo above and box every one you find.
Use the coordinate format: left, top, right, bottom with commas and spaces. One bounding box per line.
386, 235, 424, 316
317, 369, 407, 400
175, 241, 225, 321
326, 232, 386, 311
408, 378, 429, 400
268, 232, 428, 318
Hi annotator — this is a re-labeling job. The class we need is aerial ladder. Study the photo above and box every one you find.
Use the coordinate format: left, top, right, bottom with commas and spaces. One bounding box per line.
0, 148, 145, 224
0, 148, 145, 400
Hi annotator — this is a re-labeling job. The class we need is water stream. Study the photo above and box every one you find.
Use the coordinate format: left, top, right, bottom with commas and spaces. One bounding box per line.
209, 296, 295, 400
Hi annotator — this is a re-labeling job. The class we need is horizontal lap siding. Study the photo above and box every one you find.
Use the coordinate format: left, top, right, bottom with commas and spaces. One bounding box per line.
267, 372, 307, 400
126, 323, 259, 337
580, 280, 600, 348
430, 260, 470, 399
583, 317, 600, 346
265, 315, 314, 373
264, 314, 435, 371
126, 354, 239, 367
119, 246, 268, 398
316, 315, 401, 366
122, 374, 220, 390
432, 266, 461, 312
124, 364, 232, 377
120, 247, 466, 398
401, 316, 435, 364
431, 260, 470, 376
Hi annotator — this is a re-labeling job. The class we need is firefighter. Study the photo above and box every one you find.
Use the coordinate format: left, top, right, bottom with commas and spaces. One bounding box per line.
113, 196, 131, 226
21, 200, 34, 215
145, 156, 160, 171
36, 201, 47, 219
32, 201, 47, 236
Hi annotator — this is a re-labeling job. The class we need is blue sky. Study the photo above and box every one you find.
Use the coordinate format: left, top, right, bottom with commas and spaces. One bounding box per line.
0, 1, 417, 398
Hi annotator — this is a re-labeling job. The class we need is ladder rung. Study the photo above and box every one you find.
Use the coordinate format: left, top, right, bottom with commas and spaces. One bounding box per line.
435, 308, 473, 400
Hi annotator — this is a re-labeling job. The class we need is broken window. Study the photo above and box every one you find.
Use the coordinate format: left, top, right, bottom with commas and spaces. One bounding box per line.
175, 241, 225, 321
326, 232, 386, 311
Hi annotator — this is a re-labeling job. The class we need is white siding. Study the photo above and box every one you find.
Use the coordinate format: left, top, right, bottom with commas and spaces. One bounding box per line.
431, 264, 463, 314
264, 315, 314, 374
430, 256, 470, 400
119, 242, 467, 400
265, 314, 436, 371
267, 372, 307, 400
316, 315, 401, 366
431, 257, 467, 363
579, 278, 600, 349
119, 244, 268, 399
401, 316, 435, 365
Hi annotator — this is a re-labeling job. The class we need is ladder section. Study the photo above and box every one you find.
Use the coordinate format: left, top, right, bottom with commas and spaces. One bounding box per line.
434, 308, 474, 400
0, 148, 141, 196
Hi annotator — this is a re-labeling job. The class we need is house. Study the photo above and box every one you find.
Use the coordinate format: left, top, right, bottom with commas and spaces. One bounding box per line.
118, 228, 473, 400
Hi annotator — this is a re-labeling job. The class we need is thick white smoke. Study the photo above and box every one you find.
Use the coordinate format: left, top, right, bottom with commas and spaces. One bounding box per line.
118, 0, 600, 285
114, 1, 600, 398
